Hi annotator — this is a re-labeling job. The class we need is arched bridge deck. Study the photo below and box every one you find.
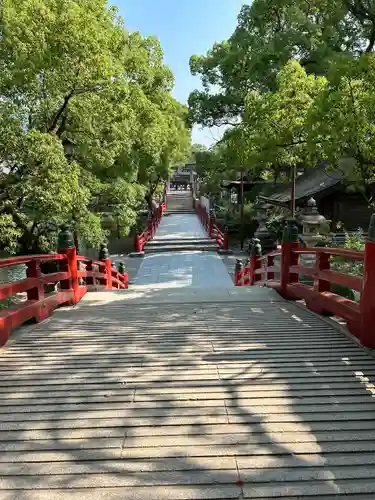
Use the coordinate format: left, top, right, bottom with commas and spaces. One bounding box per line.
1, 192, 375, 499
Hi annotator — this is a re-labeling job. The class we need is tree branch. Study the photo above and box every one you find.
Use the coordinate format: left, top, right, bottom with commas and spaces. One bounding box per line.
47, 88, 75, 133
56, 111, 68, 138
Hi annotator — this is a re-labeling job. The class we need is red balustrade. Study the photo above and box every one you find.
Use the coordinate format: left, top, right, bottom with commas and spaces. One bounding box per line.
196, 202, 229, 251
135, 199, 165, 253
0, 250, 128, 346
234, 215, 375, 348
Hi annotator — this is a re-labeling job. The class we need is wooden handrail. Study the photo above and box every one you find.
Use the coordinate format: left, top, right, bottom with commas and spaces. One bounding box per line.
0, 250, 128, 346
234, 215, 375, 348
294, 247, 364, 260
196, 203, 229, 250
135, 198, 165, 253
259, 250, 281, 260
0, 254, 66, 268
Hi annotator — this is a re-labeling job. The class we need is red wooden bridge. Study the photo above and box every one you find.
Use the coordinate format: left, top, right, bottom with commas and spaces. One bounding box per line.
1, 192, 375, 499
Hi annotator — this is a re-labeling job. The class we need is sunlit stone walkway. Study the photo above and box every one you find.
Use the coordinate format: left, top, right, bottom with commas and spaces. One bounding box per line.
1, 213, 375, 499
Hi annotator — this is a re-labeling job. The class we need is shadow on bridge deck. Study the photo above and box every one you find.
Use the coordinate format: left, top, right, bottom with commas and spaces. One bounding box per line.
1, 285, 375, 499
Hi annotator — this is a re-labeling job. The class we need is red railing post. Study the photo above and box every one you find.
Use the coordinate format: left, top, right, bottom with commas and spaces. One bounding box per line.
314, 251, 330, 293
164, 187, 167, 211
360, 214, 375, 348
58, 225, 79, 305
280, 221, 299, 298
105, 259, 112, 290
152, 210, 157, 235
223, 226, 229, 251
135, 233, 142, 253
234, 259, 243, 286
86, 260, 94, 287
249, 238, 262, 285
26, 259, 44, 302
99, 243, 112, 290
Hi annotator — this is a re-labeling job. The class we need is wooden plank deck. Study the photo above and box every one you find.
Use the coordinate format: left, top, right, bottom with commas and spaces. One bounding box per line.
1, 292, 375, 499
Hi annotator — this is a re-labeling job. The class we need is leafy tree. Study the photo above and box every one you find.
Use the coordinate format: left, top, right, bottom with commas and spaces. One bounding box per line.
189, 0, 375, 128
242, 60, 327, 176
0, 0, 190, 254
189, 0, 375, 208
306, 54, 375, 203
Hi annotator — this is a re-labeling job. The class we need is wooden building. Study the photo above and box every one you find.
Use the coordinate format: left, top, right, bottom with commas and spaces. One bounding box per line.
260, 163, 374, 231
170, 160, 196, 187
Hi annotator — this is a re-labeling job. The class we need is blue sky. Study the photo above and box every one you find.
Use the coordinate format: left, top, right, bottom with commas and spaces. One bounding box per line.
115, 0, 247, 147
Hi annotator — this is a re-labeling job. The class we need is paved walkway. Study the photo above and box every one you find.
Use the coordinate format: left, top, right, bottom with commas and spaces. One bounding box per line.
135, 214, 234, 289
2, 214, 375, 498
135, 251, 233, 288
152, 213, 206, 240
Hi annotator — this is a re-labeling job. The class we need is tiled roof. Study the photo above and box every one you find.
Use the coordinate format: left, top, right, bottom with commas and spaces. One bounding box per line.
266, 163, 347, 203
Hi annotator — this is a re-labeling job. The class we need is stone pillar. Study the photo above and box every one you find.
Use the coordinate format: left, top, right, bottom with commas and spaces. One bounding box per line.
297, 197, 329, 269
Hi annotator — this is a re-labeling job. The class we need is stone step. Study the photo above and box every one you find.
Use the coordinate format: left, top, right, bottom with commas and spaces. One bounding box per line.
144, 244, 219, 254
165, 210, 195, 214
148, 238, 214, 246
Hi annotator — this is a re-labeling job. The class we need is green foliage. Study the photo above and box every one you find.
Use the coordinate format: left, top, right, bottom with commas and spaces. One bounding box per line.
0, 215, 23, 254
189, 0, 375, 202
189, 0, 375, 128
307, 55, 375, 200
329, 229, 364, 301
242, 60, 328, 172
214, 200, 258, 238
265, 207, 290, 241
0, 0, 191, 254
331, 229, 364, 279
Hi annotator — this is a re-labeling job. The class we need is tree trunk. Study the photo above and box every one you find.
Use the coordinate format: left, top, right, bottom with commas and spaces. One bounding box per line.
145, 192, 154, 211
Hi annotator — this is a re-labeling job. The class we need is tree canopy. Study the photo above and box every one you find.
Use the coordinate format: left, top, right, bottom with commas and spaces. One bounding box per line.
0, 0, 191, 254
189, 0, 375, 202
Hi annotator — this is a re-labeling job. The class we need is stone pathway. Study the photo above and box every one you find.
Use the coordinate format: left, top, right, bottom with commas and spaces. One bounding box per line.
2, 289, 375, 499
136, 213, 232, 288
135, 251, 233, 288
2, 213, 375, 498
153, 213, 207, 240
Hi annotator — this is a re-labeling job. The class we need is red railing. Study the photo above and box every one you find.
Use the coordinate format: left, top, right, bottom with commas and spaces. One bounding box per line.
135, 200, 166, 253
196, 202, 229, 251
0, 248, 128, 346
234, 216, 375, 348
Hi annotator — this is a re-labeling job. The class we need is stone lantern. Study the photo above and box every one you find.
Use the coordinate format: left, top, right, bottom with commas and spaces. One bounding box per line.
297, 197, 330, 248
297, 197, 330, 268
253, 202, 277, 254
